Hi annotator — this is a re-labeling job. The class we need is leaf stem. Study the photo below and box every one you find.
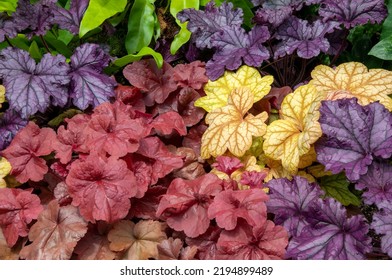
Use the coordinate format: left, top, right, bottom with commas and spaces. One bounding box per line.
40, 35, 51, 53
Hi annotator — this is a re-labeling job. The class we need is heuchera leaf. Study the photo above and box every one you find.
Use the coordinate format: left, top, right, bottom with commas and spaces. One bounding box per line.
355, 161, 392, 207
0, 48, 70, 118
287, 198, 371, 260
319, 0, 387, 28
274, 17, 338, 59
156, 174, 223, 238
158, 237, 197, 260
208, 188, 269, 230
263, 84, 323, 173
211, 156, 244, 176
0, 110, 28, 150
0, 12, 17, 42
217, 220, 288, 260
151, 111, 187, 136
196, 65, 273, 112
1, 122, 56, 183
201, 87, 268, 159
108, 220, 166, 260
185, 226, 223, 260
266, 176, 324, 237
19, 200, 88, 260
177, 1, 243, 49
0, 157, 11, 188
69, 43, 117, 110
123, 59, 177, 106
315, 98, 392, 181
206, 25, 270, 80
309, 62, 392, 111
319, 173, 361, 206
65, 155, 137, 223
371, 202, 392, 257
0, 85, 4, 108
53, 0, 89, 35
0, 188, 43, 247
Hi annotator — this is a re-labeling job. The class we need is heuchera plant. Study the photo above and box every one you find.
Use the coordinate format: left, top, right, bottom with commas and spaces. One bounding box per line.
1, 0, 392, 261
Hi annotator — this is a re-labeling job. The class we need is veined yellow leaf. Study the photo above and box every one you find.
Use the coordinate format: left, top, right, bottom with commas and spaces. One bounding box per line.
0, 157, 11, 188
195, 65, 273, 112
263, 84, 323, 173
0, 85, 5, 109
201, 87, 268, 159
309, 62, 392, 111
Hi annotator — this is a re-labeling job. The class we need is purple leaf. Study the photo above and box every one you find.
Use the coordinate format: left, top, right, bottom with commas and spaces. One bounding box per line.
53, 0, 89, 35
0, 110, 28, 150
371, 202, 392, 257
11, 0, 57, 38
0, 13, 17, 42
266, 176, 323, 237
206, 25, 270, 80
177, 1, 243, 49
356, 161, 392, 208
315, 98, 392, 182
319, 0, 387, 28
287, 198, 371, 259
69, 43, 117, 110
274, 17, 338, 59
0, 48, 70, 118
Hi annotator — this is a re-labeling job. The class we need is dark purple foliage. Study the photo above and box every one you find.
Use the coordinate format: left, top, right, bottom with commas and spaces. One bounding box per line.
319, 0, 387, 28
316, 98, 392, 182
69, 43, 117, 110
266, 176, 323, 237
371, 202, 392, 258
274, 17, 338, 59
0, 110, 28, 150
0, 48, 70, 118
0, 13, 17, 42
287, 198, 371, 259
177, 1, 243, 49
356, 161, 392, 207
53, 0, 89, 35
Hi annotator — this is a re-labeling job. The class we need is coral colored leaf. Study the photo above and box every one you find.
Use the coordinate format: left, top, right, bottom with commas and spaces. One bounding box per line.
19, 200, 88, 260
156, 174, 223, 238
196, 65, 273, 112
108, 220, 166, 260
211, 156, 244, 176
1, 122, 56, 183
263, 84, 323, 173
217, 220, 288, 260
151, 111, 187, 136
208, 188, 269, 230
65, 155, 137, 223
0, 157, 11, 188
309, 62, 392, 111
0, 228, 19, 260
201, 87, 268, 159
315, 98, 392, 181
0, 188, 43, 247
158, 237, 197, 260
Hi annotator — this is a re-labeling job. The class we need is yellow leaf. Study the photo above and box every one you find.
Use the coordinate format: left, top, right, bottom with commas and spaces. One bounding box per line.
297, 146, 317, 169
309, 62, 392, 111
195, 65, 273, 112
0, 85, 5, 109
263, 84, 323, 173
0, 157, 12, 188
201, 87, 268, 159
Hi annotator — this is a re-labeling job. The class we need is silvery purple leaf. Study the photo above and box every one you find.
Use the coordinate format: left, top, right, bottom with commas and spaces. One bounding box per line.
53, 0, 89, 35
0, 13, 17, 42
0, 110, 28, 150
371, 202, 392, 257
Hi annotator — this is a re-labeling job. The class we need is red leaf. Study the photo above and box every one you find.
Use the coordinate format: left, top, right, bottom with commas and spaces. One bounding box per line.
173, 61, 208, 90
158, 237, 197, 260
172, 147, 206, 180
212, 156, 244, 176
151, 111, 187, 136
1, 121, 56, 183
65, 155, 137, 223
19, 200, 88, 260
156, 174, 223, 238
240, 170, 268, 189
114, 85, 146, 112
208, 188, 269, 230
217, 220, 288, 260
182, 123, 208, 156
185, 226, 223, 260
123, 59, 178, 106
129, 185, 167, 219
0, 188, 43, 247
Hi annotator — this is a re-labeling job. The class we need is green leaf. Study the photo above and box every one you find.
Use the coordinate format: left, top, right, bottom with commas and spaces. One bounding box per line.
380, 1, 392, 40
79, 0, 127, 38
0, 0, 18, 12
8, 35, 30, 51
112, 46, 163, 68
57, 30, 74, 46
44, 31, 73, 58
28, 40, 42, 61
369, 35, 392, 60
170, 0, 199, 55
319, 173, 361, 206
125, 0, 156, 54
48, 109, 83, 128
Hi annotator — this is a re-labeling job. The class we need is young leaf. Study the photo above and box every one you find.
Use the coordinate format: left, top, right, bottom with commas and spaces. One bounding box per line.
0, 188, 43, 247
315, 98, 392, 181
201, 87, 268, 159
319, 173, 360, 206
1, 122, 56, 183
195, 65, 273, 112
19, 200, 88, 260
263, 84, 323, 173
309, 62, 392, 111
125, 0, 155, 54
79, 0, 127, 37
108, 220, 166, 260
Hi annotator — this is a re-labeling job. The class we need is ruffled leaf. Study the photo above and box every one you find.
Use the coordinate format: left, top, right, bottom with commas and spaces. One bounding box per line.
0, 110, 28, 150
53, 0, 89, 35
371, 202, 392, 257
